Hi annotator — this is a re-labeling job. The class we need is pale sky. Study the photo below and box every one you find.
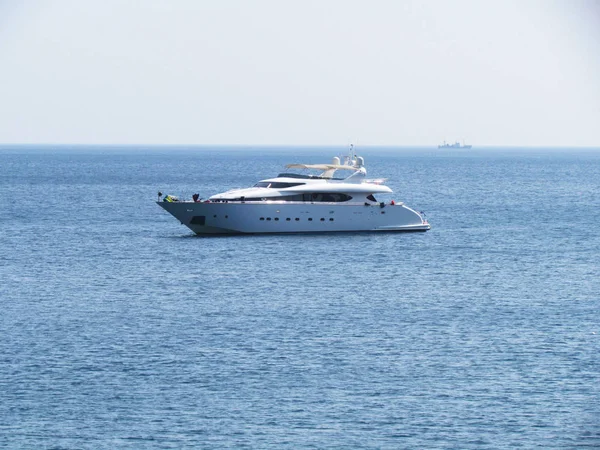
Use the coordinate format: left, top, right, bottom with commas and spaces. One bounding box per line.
0, 0, 599, 146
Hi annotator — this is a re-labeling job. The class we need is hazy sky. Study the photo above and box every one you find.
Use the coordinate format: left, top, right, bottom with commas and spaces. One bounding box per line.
1, 0, 599, 146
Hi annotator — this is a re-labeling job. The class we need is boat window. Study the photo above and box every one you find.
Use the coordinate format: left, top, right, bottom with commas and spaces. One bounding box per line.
253, 182, 306, 188
228, 194, 352, 202
273, 182, 305, 188
367, 194, 377, 202
278, 193, 353, 202
306, 193, 353, 202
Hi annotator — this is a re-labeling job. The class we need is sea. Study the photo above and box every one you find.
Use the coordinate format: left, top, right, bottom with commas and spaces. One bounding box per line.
1, 145, 599, 449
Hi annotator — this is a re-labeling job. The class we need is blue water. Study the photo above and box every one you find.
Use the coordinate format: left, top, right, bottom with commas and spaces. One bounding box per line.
1, 145, 599, 449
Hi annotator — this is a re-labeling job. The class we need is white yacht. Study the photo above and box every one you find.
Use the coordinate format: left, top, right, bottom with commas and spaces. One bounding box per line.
158, 150, 430, 234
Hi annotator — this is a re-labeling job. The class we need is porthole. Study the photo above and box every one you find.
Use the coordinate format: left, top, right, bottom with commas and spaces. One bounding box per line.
295, 218, 300, 221
320, 218, 325, 221
260, 217, 265, 221
274, 217, 279, 221
225, 215, 229, 219
308, 218, 313, 221
267, 217, 272, 221
213, 215, 217, 218
286, 218, 291, 221
329, 218, 334, 221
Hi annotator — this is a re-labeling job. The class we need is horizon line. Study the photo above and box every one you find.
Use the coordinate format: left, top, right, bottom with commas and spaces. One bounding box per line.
1, 143, 600, 149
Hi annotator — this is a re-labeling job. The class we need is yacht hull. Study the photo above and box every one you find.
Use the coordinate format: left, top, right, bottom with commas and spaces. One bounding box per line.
158, 201, 430, 234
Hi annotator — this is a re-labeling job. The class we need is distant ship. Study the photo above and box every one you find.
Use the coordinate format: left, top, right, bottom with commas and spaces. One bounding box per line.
438, 140, 472, 149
